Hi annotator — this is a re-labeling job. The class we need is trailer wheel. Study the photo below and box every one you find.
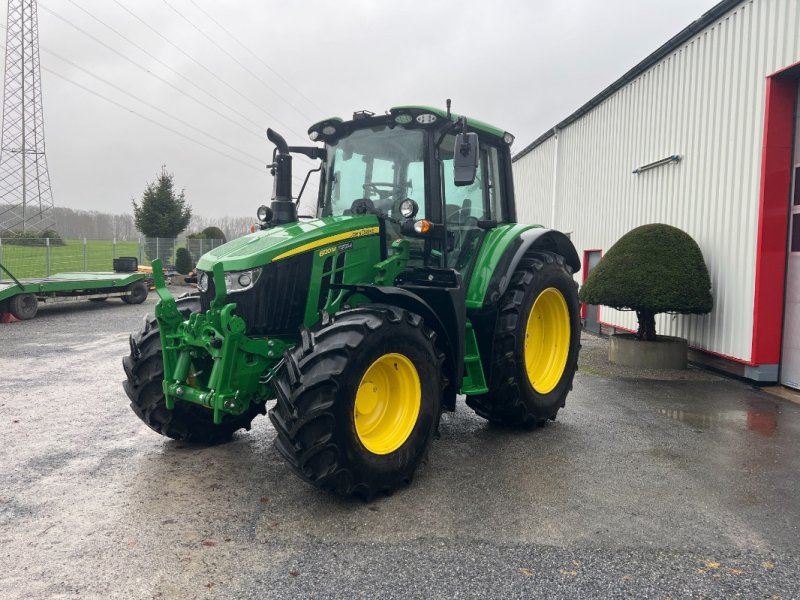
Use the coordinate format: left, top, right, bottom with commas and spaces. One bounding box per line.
121, 280, 148, 304
466, 251, 580, 427
270, 305, 443, 500
9, 293, 38, 320
122, 296, 263, 444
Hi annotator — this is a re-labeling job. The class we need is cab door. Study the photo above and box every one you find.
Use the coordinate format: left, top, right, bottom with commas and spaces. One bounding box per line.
440, 137, 506, 278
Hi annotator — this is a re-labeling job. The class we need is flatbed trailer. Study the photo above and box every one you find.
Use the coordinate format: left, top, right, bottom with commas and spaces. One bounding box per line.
0, 262, 149, 321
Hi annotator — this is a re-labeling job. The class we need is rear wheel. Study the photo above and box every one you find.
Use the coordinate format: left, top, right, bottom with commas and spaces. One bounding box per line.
9, 293, 38, 320
122, 295, 263, 443
270, 305, 443, 499
121, 280, 148, 304
466, 251, 580, 427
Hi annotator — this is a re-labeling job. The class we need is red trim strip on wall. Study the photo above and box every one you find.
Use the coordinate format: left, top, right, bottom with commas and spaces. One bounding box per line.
581, 249, 603, 320
751, 74, 797, 365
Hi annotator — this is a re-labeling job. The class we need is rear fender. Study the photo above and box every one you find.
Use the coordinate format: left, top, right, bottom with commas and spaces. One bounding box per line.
466, 226, 580, 310
465, 227, 580, 390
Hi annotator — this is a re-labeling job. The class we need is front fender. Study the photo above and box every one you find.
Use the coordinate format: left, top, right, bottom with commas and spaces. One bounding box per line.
334, 283, 463, 412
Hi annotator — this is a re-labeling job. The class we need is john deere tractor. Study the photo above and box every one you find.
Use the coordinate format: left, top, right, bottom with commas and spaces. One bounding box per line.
123, 105, 581, 499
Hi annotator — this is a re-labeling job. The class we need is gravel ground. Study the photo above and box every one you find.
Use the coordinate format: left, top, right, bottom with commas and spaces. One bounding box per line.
1, 291, 799, 599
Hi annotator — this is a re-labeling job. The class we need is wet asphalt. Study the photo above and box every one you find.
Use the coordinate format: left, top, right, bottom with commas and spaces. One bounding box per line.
1, 291, 799, 599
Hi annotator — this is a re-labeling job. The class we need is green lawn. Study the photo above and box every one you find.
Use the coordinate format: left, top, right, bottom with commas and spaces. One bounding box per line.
0, 239, 142, 279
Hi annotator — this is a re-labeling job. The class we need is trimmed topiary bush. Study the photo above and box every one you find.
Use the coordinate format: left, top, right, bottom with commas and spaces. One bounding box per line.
201, 226, 226, 242
579, 223, 712, 341
175, 247, 193, 275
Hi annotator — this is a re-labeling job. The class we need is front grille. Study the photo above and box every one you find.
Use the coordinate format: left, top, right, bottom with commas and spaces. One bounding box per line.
199, 253, 312, 335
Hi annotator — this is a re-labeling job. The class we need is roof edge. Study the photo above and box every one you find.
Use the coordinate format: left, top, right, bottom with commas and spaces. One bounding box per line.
512, 0, 743, 162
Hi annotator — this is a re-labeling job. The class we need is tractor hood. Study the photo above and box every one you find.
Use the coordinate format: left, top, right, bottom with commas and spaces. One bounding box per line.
195, 215, 380, 273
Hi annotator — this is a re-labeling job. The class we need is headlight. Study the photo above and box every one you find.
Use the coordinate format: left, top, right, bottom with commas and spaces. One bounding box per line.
224, 268, 262, 294
399, 199, 418, 219
197, 271, 209, 292
257, 205, 271, 221
415, 113, 437, 124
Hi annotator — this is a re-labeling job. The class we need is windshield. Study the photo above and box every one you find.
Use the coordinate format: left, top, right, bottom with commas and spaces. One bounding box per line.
320, 126, 426, 218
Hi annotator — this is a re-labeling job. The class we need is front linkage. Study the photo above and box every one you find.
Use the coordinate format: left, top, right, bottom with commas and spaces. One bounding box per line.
150, 259, 289, 425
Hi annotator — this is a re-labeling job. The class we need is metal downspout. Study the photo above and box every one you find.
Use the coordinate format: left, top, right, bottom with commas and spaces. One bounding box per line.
550, 127, 559, 228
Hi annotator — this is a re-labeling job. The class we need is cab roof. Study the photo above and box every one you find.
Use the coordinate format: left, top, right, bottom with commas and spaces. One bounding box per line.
308, 105, 513, 145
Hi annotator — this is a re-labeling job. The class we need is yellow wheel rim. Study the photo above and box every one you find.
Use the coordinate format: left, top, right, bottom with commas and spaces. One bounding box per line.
354, 353, 421, 455
524, 287, 571, 394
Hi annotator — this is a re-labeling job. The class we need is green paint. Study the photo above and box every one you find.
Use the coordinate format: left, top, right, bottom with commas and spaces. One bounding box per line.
373, 239, 410, 286
465, 223, 541, 310
153, 257, 286, 421
460, 319, 488, 395
0, 269, 146, 303
195, 215, 380, 273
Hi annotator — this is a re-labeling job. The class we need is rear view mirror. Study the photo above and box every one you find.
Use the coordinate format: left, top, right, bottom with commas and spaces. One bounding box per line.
453, 132, 479, 186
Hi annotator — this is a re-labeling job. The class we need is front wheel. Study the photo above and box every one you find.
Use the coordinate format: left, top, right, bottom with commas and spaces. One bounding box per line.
270, 305, 443, 500
466, 251, 581, 427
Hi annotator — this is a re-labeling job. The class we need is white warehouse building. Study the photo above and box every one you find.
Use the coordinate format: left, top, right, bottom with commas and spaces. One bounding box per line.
513, 0, 800, 387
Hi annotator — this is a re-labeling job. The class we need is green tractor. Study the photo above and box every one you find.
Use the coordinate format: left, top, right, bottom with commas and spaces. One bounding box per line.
123, 105, 581, 499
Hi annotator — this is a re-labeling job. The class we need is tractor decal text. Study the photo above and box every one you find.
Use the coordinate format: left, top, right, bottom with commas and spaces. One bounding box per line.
272, 227, 379, 262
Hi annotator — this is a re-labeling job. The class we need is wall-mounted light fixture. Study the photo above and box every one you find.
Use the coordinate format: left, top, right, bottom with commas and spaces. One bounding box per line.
632, 154, 681, 175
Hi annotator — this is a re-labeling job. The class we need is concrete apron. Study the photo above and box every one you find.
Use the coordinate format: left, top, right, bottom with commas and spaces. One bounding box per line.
609, 334, 688, 369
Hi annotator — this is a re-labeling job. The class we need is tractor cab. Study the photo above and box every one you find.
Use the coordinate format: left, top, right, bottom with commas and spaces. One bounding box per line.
307, 106, 517, 281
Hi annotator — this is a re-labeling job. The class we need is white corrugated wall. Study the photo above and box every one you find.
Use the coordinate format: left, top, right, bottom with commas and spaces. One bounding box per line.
512, 0, 800, 363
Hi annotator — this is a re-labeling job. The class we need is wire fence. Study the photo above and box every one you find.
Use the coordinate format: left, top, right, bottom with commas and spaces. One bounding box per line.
0, 237, 225, 279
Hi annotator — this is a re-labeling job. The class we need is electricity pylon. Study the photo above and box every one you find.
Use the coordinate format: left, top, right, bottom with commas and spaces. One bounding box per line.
0, 0, 55, 234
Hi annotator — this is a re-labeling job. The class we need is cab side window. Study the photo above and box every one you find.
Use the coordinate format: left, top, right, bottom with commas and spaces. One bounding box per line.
440, 137, 506, 272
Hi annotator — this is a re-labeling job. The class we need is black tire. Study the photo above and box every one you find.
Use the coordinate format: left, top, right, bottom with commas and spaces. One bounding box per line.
9, 293, 38, 320
466, 251, 581, 427
269, 305, 444, 500
121, 280, 148, 304
122, 295, 264, 443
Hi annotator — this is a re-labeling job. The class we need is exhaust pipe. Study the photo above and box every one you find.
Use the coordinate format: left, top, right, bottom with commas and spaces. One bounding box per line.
267, 128, 297, 225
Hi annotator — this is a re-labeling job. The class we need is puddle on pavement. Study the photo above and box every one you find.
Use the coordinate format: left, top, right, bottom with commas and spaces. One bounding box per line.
658, 400, 778, 436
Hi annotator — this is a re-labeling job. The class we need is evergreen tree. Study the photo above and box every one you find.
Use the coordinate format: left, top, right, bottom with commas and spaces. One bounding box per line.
132, 167, 192, 238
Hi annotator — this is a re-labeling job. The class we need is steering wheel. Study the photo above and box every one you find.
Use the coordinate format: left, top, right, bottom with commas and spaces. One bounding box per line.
363, 182, 400, 201
446, 206, 479, 225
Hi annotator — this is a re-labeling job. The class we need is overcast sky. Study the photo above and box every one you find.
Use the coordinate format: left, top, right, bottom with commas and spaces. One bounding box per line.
6, 0, 720, 220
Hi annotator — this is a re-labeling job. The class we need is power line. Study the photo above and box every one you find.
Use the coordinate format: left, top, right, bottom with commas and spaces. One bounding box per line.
105, 0, 313, 146
38, 3, 275, 143
62, 0, 267, 141
162, 0, 316, 126
40, 65, 268, 175
184, 0, 325, 116
39, 1, 316, 173
37, 1, 314, 178
40, 47, 275, 170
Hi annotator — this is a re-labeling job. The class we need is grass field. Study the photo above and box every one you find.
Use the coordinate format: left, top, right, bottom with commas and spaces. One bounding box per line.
0, 239, 143, 279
